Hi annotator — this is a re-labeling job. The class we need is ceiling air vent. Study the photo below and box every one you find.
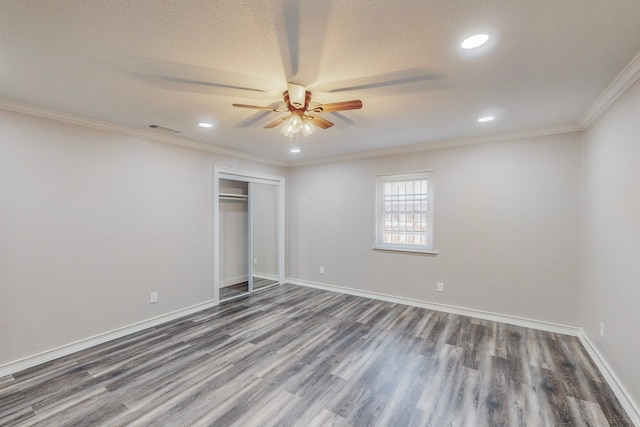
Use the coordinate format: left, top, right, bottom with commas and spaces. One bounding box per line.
146, 124, 182, 134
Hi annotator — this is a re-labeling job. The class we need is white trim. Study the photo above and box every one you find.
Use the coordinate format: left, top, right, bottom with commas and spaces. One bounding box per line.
215, 166, 285, 185
2, 280, 636, 425
578, 50, 640, 129
287, 277, 640, 424
288, 46, 640, 168
249, 183, 254, 292
288, 124, 582, 167
372, 246, 438, 255
578, 331, 640, 426
213, 169, 221, 304
253, 273, 279, 281
287, 278, 580, 336
374, 170, 435, 178
0, 98, 286, 167
213, 167, 285, 305
0, 300, 217, 378
0, 97, 580, 168
3, 45, 640, 170
375, 171, 435, 253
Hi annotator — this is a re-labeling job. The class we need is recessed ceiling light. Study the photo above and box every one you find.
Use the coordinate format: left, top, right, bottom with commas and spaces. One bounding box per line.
461, 34, 489, 49
478, 116, 495, 123
198, 122, 213, 128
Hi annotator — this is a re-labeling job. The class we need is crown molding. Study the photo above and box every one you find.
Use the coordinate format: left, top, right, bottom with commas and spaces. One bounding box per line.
0, 98, 287, 167
287, 124, 582, 167
0, 97, 585, 169
5, 43, 639, 172
578, 50, 640, 129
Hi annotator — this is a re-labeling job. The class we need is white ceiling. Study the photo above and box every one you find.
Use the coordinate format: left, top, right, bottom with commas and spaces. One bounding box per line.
2, 0, 640, 164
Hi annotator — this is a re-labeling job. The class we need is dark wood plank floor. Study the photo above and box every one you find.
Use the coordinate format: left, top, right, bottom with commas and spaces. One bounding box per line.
219, 281, 249, 300
220, 278, 278, 300
0, 284, 633, 426
253, 277, 278, 290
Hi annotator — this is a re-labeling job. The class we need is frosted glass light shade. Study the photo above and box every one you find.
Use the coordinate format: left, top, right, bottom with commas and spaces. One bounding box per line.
301, 120, 316, 137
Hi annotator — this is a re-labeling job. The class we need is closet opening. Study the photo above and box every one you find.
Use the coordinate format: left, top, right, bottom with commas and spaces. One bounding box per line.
213, 167, 284, 303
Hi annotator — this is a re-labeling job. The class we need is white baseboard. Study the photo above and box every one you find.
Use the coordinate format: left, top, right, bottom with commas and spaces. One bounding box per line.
220, 275, 249, 288
2, 279, 636, 426
578, 331, 640, 426
221, 274, 277, 287
287, 278, 580, 336
253, 273, 278, 281
0, 299, 217, 378
288, 277, 639, 425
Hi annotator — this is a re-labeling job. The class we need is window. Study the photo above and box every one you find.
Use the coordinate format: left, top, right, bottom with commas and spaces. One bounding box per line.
375, 171, 435, 253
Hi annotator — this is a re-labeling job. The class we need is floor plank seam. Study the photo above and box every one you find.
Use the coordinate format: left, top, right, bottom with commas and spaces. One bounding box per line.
0, 283, 633, 426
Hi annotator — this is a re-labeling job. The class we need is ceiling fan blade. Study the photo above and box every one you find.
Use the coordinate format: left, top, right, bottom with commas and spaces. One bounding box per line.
287, 82, 307, 108
159, 76, 268, 93
232, 103, 286, 112
263, 115, 290, 128
310, 100, 362, 113
306, 115, 334, 129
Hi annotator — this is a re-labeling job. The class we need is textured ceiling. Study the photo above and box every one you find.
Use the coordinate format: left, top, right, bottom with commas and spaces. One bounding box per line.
2, 0, 640, 164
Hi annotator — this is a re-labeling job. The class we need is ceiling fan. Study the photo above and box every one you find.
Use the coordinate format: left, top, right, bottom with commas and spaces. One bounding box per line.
232, 82, 362, 137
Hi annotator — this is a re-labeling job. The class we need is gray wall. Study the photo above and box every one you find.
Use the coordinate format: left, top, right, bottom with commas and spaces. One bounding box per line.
2, 84, 638, 411
219, 199, 249, 286
251, 183, 279, 278
0, 109, 285, 364
287, 133, 583, 326
582, 78, 640, 405
219, 179, 249, 287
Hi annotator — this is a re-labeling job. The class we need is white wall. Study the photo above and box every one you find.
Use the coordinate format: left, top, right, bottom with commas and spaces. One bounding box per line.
219, 178, 249, 287
0, 109, 285, 365
219, 199, 249, 287
582, 78, 640, 407
288, 133, 583, 326
1, 86, 637, 413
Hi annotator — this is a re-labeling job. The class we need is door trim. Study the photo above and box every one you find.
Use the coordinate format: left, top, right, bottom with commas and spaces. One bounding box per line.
213, 166, 285, 304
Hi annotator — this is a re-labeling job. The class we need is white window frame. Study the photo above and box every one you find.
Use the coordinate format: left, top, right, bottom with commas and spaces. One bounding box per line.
374, 171, 436, 254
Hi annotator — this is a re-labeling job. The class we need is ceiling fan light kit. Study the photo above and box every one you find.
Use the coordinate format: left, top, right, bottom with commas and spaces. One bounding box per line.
233, 82, 362, 142
301, 118, 316, 137
281, 109, 303, 137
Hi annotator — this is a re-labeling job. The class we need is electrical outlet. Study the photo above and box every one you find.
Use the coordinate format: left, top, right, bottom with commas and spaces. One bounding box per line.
150, 292, 158, 304
436, 282, 444, 292
254, 257, 258, 265
320, 266, 325, 274
600, 321, 605, 339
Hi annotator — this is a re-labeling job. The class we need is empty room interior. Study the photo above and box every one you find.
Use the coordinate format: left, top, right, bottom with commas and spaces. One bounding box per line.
1, 1, 640, 426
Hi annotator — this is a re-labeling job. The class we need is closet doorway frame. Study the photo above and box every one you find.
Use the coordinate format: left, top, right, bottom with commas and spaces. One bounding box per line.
213, 166, 285, 304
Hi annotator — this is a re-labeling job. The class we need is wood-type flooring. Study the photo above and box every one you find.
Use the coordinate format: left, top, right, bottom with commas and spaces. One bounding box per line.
219, 277, 278, 300
0, 284, 633, 426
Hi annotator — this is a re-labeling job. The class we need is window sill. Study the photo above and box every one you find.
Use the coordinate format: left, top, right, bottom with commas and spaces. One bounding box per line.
373, 246, 438, 255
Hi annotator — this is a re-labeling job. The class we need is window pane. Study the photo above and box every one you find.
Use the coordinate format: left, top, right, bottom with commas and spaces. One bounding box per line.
378, 173, 431, 250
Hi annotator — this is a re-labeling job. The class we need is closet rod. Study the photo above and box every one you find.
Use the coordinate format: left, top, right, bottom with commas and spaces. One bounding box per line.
219, 193, 249, 201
